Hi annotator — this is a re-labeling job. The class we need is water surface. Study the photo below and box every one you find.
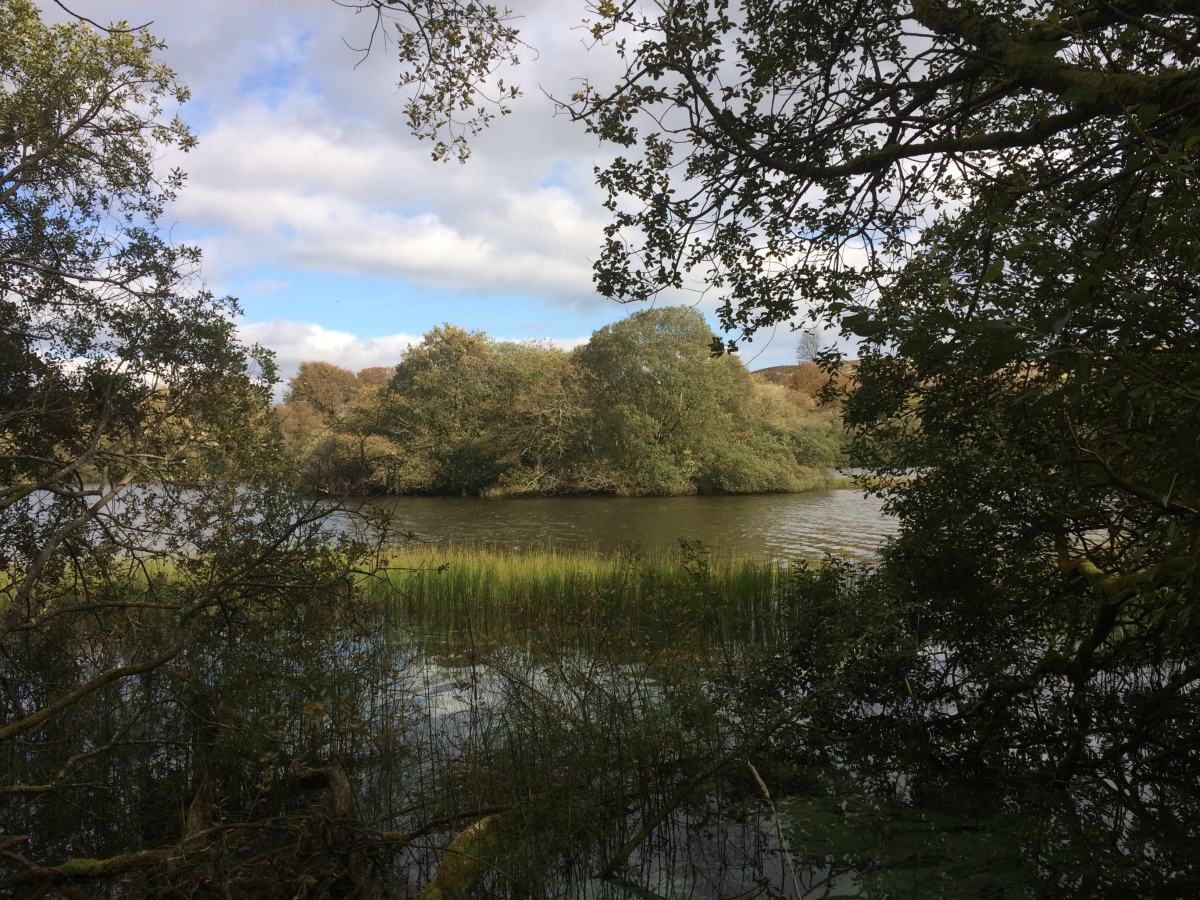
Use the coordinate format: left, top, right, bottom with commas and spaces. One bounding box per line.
364, 489, 895, 560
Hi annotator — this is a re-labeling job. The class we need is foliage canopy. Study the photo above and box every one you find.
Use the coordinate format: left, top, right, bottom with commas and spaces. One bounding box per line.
286, 308, 842, 496
351, 0, 1200, 659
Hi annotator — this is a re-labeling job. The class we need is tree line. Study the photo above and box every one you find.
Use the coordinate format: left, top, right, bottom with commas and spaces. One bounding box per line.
275, 307, 844, 496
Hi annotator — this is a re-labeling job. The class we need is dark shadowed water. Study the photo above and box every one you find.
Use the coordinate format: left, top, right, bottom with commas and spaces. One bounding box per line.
363, 488, 896, 559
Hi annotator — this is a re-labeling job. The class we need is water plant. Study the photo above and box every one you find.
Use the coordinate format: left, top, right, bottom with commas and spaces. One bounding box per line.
369, 541, 784, 655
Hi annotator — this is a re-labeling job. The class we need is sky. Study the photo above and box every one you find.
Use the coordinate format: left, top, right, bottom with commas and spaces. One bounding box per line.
39, 1, 815, 383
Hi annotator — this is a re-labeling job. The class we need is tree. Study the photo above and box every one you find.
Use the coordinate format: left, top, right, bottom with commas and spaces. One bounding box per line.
274, 365, 395, 464
335, 0, 524, 162
286, 360, 361, 425
272, 397, 326, 452
355, 364, 393, 388
574, 307, 830, 493
0, 0, 272, 610
487, 340, 591, 494
1, 4, 385, 891
794, 328, 821, 365
573, 307, 723, 492
374, 324, 507, 492
568, 1, 1197, 333
298, 311, 835, 495
569, 0, 1200, 878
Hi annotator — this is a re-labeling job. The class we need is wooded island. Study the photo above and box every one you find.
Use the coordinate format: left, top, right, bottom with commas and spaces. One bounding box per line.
274, 307, 845, 496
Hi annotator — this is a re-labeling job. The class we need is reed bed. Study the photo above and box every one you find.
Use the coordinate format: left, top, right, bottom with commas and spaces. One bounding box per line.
355, 543, 791, 896
365, 542, 785, 652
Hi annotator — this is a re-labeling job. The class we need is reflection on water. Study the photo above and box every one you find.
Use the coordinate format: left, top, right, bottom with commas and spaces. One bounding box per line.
361, 489, 897, 560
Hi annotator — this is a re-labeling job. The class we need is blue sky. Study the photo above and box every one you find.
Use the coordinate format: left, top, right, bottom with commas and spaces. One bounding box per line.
41, 1, 817, 381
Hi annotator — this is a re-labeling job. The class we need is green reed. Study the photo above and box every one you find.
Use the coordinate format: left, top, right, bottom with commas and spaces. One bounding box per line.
354, 542, 791, 895
364, 542, 785, 652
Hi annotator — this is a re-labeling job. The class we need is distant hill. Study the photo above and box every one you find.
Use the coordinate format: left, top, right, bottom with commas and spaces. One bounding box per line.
752, 362, 859, 405
751, 365, 802, 386
752, 361, 858, 381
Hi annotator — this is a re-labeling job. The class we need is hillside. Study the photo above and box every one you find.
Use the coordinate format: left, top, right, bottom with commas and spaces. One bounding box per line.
751, 365, 802, 386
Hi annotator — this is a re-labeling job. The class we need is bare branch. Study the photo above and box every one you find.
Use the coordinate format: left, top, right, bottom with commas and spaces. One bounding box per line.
49, 0, 151, 34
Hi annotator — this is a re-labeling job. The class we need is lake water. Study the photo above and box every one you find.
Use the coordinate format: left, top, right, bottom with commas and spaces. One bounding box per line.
364, 488, 896, 560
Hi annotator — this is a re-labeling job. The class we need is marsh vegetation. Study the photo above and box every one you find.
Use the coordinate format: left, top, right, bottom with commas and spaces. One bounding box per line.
8, 542, 1196, 897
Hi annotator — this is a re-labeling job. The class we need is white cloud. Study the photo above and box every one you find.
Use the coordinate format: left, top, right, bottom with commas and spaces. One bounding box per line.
172, 102, 608, 303
240, 319, 418, 384
39, 1, 696, 331
102, 0, 631, 311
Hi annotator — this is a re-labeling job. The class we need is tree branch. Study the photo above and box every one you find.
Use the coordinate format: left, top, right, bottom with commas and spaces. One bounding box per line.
49, 0, 151, 34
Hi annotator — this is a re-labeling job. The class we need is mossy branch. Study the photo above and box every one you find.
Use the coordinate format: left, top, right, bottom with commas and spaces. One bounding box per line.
417, 814, 503, 900
0, 849, 167, 891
